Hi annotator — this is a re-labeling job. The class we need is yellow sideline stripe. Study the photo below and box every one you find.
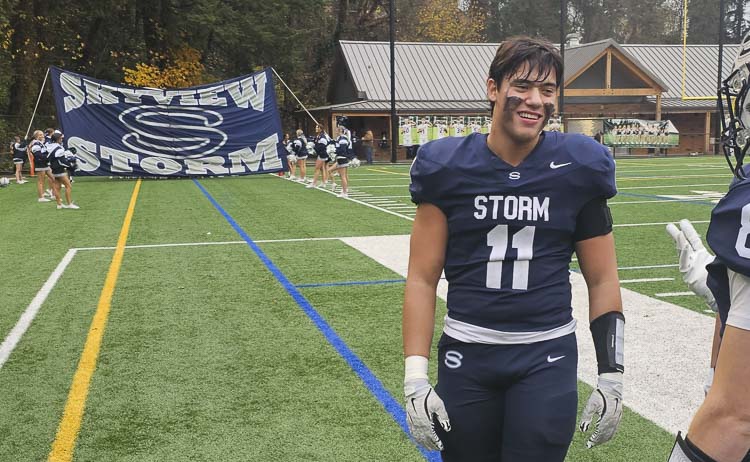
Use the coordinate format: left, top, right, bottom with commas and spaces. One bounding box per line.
370, 167, 409, 176
48, 179, 142, 462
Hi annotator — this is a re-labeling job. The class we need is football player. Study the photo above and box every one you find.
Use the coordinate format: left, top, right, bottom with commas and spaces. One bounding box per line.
665, 30, 750, 462
403, 36, 624, 461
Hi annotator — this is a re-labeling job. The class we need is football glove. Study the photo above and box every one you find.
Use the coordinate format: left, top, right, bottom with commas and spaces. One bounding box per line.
404, 356, 450, 451
579, 372, 623, 448
405, 378, 450, 450
666, 219, 717, 311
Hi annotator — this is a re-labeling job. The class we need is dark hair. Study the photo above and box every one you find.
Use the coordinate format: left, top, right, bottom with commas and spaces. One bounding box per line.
51, 132, 63, 142
487, 36, 563, 114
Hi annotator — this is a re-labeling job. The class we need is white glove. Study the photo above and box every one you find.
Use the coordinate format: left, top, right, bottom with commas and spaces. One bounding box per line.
666, 219, 717, 311
404, 356, 450, 450
579, 372, 623, 448
704, 367, 714, 397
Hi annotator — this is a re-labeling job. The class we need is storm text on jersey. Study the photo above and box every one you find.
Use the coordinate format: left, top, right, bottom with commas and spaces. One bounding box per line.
474, 195, 550, 222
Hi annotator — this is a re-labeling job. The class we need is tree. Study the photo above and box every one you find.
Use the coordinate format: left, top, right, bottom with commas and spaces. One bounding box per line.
399, 0, 486, 42
123, 46, 207, 88
725, 0, 748, 42
487, 0, 561, 42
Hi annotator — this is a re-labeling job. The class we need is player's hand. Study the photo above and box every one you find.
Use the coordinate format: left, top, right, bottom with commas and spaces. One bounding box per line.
404, 378, 451, 451
579, 372, 623, 448
666, 219, 717, 311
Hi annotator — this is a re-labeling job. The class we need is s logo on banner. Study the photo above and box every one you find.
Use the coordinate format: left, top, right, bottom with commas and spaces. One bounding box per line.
119, 106, 228, 159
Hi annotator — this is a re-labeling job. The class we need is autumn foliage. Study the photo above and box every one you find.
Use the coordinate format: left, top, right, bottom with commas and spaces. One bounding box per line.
122, 46, 206, 88
402, 0, 486, 42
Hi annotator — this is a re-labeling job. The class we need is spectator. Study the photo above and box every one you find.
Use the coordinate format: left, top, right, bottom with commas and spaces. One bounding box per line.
362, 130, 374, 164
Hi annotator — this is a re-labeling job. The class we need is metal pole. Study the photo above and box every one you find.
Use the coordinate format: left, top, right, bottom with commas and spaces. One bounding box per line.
389, 0, 398, 163
716, 0, 724, 152
559, 0, 566, 119
25, 67, 50, 139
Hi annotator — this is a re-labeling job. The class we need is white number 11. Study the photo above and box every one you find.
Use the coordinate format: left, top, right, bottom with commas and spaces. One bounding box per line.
486, 225, 536, 290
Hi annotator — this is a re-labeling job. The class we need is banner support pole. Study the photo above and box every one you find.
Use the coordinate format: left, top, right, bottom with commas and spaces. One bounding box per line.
25, 67, 50, 139
270, 67, 319, 127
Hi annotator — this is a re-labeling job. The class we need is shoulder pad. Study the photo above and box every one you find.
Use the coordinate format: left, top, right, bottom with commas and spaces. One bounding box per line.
707, 183, 750, 277
559, 133, 617, 199
409, 139, 458, 205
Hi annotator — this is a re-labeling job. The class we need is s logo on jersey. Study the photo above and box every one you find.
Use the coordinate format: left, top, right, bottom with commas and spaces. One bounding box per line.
444, 350, 463, 369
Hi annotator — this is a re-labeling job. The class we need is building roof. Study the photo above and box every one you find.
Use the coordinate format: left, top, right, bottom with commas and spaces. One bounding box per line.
339, 41, 496, 102
309, 99, 489, 113
565, 39, 668, 90
334, 40, 739, 109
622, 44, 738, 99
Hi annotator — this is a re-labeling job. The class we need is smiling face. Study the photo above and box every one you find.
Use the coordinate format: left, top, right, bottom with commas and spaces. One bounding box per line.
487, 62, 557, 147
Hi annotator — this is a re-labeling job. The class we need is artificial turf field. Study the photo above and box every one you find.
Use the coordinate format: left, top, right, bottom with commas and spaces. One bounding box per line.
0, 155, 732, 461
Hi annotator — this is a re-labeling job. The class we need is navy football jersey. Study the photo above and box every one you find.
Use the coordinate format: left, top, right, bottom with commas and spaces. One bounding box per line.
410, 132, 616, 332
706, 170, 750, 325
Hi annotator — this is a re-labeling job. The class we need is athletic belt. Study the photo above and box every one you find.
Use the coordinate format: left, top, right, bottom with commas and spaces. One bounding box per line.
443, 315, 577, 345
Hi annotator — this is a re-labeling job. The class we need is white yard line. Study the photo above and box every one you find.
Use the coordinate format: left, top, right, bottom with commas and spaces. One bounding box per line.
620, 277, 674, 283
610, 199, 718, 205
346, 178, 410, 182
276, 174, 416, 221
656, 292, 696, 297
619, 174, 730, 180
618, 183, 728, 190
350, 185, 415, 189
0, 249, 78, 370
616, 167, 727, 174
75, 236, 366, 251
619, 264, 678, 270
614, 220, 709, 228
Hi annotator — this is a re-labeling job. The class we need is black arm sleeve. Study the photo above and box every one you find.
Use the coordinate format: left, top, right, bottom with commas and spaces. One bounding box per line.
573, 197, 613, 242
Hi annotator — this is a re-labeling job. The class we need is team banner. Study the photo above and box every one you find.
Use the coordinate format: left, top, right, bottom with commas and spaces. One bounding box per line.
50, 67, 287, 177
603, 118, 679, 148
398, 116, 491, 145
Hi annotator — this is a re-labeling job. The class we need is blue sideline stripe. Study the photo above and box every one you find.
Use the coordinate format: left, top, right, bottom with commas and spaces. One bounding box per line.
193, 180, 438, 462
297, 279, 406, 288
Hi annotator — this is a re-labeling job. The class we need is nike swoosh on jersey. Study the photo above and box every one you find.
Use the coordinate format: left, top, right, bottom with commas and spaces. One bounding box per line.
547, 355, 565, 362
549, 161, 572, 169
